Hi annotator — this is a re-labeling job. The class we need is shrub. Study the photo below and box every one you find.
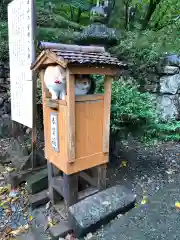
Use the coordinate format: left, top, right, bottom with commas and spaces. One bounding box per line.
95, 75, 158, 140
110, 79, 158, 137
0, 22, 8, 61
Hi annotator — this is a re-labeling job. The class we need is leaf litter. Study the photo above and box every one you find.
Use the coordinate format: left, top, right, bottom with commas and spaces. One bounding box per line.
0, 181, 31, 240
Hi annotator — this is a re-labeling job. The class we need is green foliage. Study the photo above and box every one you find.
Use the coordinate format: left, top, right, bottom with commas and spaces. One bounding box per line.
110, 79, 157, 134
111, 24, 180, 83
0, 22, 8, 61
37, 27, 80, 43
36, 78, 42, 104
0, 0, 11, 21
94, 75, 180, 142
153, 121, 180, 142
94, 75, 158, 137
37, 8, 83, 30
1, 0, 180, 144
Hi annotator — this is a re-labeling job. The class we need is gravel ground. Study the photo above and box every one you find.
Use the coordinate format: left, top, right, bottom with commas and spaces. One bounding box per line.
0, 139, 180, 239
92, 141, 180, 239
107, 142, 180, 202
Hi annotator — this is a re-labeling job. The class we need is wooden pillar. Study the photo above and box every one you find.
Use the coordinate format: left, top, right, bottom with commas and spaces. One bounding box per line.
66, 70, 76, 163
63, 173, 78, 208
47, 161, 60, 204
94, 75, 112, 190
103, 75, 112, 153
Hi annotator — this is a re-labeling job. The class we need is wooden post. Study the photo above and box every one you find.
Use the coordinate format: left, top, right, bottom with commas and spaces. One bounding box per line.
92, 164, 107, 190
47, 161, 60, 204
31, 72, 37, 169
31, 0, 37, 169
66, 69, 76, 163
63, 173, 78, 207
103, 76, 112, 153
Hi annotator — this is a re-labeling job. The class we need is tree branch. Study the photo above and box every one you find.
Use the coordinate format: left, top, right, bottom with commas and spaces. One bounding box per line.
153, 15, 180, 31
141, 0, 162, 30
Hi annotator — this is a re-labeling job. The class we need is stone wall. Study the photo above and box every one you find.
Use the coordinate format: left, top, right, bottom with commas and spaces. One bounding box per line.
145, 55, 180, 121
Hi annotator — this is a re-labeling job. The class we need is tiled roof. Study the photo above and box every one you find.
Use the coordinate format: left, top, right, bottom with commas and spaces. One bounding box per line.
49, 49, 125, 67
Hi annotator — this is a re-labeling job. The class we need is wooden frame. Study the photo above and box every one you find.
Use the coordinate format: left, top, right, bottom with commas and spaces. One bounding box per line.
31, 47, 119, 210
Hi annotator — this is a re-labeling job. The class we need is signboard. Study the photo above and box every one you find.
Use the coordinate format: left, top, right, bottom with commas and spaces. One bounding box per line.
8, 0, 36, 128
50, 113, 59, 152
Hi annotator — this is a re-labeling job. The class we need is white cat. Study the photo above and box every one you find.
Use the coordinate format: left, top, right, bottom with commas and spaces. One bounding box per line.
44, 65, 66, 100
44, 66, 95, 100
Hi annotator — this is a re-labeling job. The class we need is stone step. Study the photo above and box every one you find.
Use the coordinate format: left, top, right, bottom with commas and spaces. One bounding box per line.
17, 230, 49, 240
26, 168, 48, 194
69, 185, 136, 237
94, 180, 180, 239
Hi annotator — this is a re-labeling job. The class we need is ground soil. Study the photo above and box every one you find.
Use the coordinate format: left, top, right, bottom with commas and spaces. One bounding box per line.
0, 138, 180, 239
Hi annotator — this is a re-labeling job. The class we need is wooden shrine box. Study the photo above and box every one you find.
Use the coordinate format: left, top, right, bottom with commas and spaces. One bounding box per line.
31, 44, 125, 175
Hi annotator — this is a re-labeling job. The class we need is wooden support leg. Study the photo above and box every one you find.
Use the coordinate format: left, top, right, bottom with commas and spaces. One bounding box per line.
92, 164, 107, 191
47, 161, 60, 204
63, 173, 78, 208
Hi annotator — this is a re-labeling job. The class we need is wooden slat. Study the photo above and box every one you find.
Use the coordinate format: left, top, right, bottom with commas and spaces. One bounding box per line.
55, 50, 109, 56
97, 164, 107, 190
75, 94, 104, 102
38, 42, 105, 53
66, 69, 76, 163
103, 76, 112, 153
69, 65, 120, 76
44, 98, 67, 106
39, 70, 49, 160
39, 57, 56, 67
46, 99, 59, 110
39, 70, 49, 99
79, 172, 97, 188
47, 52, 67, 68
30, 50, 46, 70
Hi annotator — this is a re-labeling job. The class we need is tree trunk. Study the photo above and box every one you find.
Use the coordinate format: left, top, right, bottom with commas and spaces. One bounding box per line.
141, 0, 162, 30
76, 8, 82, 23
124, 2, 129, 30
69, 6, 75, 21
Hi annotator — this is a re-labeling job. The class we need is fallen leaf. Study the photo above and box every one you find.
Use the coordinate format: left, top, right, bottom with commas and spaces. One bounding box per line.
5, 167, 15, 173
47, 216, 54, 228
9, 189, 19, 198
5, 226, 13, 234
86, 232, 93, 239
65, 233, 77, 240
4, 209, 12, 216
135, 203, 139, 208
0, 200, 9, 207
166, 169, 174, 175
141, 199, 147, 205
11, 197, 19, 203
46, 201, 51, 210
121, 160, 127, 167
102, 201, 110, 206
29, 215, 33, 222
175, 201, 180, 209
0, 186, 8, 194
141, 196, 148, 205
10, 224, 29, 236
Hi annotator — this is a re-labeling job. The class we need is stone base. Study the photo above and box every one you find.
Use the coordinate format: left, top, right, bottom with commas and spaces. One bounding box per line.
69, 185, 136, 237
26, 168, 48, 194
95, 179, 180, 239
30, 189, 49, 210
49, 222, 72, 240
